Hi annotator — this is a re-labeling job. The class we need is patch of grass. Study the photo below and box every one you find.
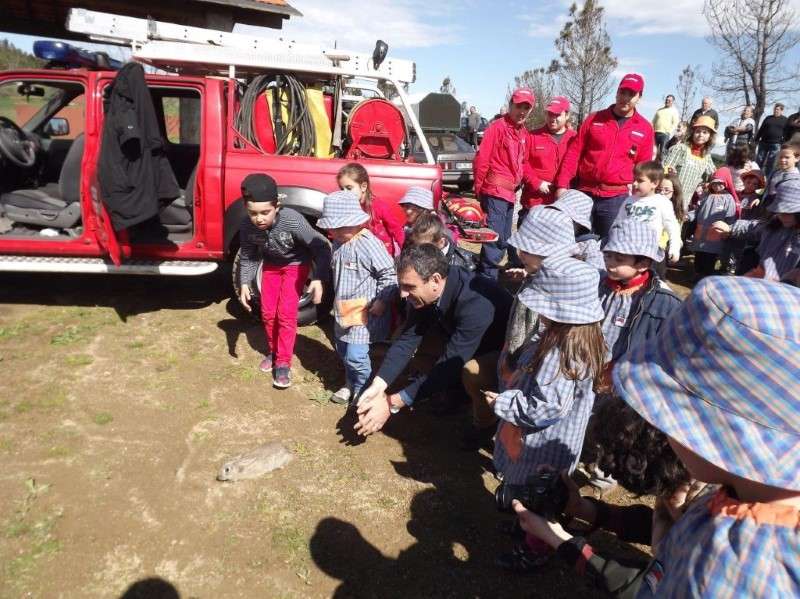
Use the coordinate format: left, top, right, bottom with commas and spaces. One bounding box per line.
50, 326, 83, 346
196, 399, 210, 409
126, 339, 148, 349
47, 445, 71, 458
92, 412, 113, 426
271, 523, 308, 559
14, 400, 33, 414
0, 322, 30, 341
0, 436, 14, 453
307, 388, 329, 406
230, 363, 259, 383
65, 354, 93, 367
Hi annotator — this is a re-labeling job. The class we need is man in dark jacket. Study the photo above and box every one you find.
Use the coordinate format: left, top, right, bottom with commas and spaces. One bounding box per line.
98, 62, 180, 231
690, 97, 720, 130
756, 103, 788, 176
354, 243, 512, 436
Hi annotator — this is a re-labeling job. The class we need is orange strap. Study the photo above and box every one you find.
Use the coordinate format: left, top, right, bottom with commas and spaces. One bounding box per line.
498, 422, 523, 462
710, 488, 800, 528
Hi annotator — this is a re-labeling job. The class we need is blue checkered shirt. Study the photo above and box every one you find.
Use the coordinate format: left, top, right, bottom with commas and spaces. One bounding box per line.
493, 329, 595, 484
638, 487, 800, 599
331, 229, 397, 344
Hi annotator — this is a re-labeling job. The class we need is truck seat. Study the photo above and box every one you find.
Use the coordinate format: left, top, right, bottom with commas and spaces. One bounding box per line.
158, 165, 195, 233
0, 134, 84, 229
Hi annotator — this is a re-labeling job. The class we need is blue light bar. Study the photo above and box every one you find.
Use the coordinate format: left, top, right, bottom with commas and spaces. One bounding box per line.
33, 40, 122, 70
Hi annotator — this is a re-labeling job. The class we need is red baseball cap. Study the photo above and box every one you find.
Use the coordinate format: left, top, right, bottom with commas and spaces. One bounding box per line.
510, 88, 535, 107
618, 73, 644, 95
545, 96, 570, 114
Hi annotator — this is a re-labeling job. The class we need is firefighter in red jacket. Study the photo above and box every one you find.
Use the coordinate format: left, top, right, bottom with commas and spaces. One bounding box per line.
521, 96, 576, 214
473, 88, 534, 279
555, 74, 654, 239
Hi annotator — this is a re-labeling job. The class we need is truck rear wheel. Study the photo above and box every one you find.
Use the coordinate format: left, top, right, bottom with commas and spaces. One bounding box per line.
231, 249, 331, 326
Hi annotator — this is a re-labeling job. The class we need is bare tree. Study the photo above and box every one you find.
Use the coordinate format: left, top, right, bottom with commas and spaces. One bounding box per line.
703, 0, 800, 125
551, 0, 618, 124
508, 62, 559, 129
676, 65, 700, 122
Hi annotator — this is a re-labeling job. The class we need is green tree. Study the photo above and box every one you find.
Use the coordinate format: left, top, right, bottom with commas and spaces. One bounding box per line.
551, 1, 617, 124
0, 39, 43, 70
509, 61, 559, 130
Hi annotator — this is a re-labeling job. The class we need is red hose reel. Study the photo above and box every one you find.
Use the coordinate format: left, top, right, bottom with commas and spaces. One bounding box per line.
345, 99, 406, 160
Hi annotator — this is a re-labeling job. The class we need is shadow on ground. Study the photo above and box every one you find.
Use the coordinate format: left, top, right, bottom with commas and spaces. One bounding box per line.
0, 269, 229, 321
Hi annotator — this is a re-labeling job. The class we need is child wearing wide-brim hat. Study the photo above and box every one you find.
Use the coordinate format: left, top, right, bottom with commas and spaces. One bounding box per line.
713, 175, 800, 280
318, 190, 398, 406
549, 190, 605, 271
463, 206, 578, 451
489, 255, 606, 573
506, 276, 800, 594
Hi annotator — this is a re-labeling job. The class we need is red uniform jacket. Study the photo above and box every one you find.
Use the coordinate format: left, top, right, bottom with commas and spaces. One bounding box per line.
368, 196, 406, 257
473, 115, 529, 203
555, 106, 654, 198
521, 126, 577, 208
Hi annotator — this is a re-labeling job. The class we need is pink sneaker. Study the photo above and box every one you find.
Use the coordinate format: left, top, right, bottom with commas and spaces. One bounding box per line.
273, 366, 291, 389
258, 355, 273, 373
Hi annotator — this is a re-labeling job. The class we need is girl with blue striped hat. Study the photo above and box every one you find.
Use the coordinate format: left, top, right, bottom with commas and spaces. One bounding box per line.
507, 276, 800, 598
712, 175, 800, 281
486, 254, 606, 572
550, 190, 606, 271
463, 206, 579, 451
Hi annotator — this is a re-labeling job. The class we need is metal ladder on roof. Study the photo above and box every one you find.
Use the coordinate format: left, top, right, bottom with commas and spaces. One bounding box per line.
66, 8, 416, 83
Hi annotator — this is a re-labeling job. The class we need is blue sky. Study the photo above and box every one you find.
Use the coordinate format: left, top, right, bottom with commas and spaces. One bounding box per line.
4, 0, 800, 127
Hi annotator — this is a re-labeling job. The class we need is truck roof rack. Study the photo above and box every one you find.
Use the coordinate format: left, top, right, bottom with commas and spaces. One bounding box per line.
66, 8, 416, 83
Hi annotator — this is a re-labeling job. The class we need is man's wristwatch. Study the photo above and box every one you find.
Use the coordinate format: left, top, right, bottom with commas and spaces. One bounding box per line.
388, 396, 403, 415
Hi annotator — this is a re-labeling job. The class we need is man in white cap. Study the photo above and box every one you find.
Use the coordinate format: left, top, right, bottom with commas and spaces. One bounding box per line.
473, 87, 535, 279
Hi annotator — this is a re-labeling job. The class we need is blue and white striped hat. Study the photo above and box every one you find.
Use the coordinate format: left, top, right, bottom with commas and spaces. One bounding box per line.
614, 276, 800, 490
318, 190, 369, 229
517, 255, 603, 324
399, 187, 434, 211
768, 176, 800, 214
508, 205, 576, 257
602, 219, 664, 262
551, 190, 592, 231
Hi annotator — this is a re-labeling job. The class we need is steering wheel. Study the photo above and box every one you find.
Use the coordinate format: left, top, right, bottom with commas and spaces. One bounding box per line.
0, 116, 37, 168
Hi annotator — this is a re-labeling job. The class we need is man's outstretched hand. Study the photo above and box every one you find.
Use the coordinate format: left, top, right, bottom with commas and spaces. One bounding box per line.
354, 378, 391, 437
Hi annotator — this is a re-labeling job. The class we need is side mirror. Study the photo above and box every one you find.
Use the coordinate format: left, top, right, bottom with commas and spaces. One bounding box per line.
372, 40, 388, 70
44, 117, 70, 137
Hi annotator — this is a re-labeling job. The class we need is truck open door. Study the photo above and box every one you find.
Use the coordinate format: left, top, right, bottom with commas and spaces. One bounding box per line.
87, 167, 127, 266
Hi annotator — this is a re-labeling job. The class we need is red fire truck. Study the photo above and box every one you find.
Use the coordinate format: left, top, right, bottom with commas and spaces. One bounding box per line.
0, 10, 491, 322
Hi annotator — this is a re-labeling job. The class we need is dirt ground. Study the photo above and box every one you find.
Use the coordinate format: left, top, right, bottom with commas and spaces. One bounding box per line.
0, 264, 691, 599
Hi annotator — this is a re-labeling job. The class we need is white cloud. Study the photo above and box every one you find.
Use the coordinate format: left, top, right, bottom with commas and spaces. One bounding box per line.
237, 0, 460, 51
524, 13, 568, 39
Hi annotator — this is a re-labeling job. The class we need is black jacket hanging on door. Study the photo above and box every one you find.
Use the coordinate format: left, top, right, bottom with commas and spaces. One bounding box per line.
98, 62, 180, 230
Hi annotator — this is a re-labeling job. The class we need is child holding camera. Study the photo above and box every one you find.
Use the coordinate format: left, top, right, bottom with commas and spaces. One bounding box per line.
486, 255, 606, 572
511, 276, 800, 597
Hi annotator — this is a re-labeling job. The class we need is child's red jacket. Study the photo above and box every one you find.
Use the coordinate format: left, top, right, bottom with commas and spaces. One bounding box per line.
368, 196, 406, 257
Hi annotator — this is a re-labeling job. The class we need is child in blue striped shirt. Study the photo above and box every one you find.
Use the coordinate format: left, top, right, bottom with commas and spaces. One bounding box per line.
318, 191, 397, 406
486, 255, 606, 573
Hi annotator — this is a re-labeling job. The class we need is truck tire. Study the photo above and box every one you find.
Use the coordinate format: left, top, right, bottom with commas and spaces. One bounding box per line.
231, 249, 332, 326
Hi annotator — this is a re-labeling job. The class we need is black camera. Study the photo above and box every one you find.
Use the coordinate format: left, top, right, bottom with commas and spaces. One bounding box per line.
495, 471, 569, 520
